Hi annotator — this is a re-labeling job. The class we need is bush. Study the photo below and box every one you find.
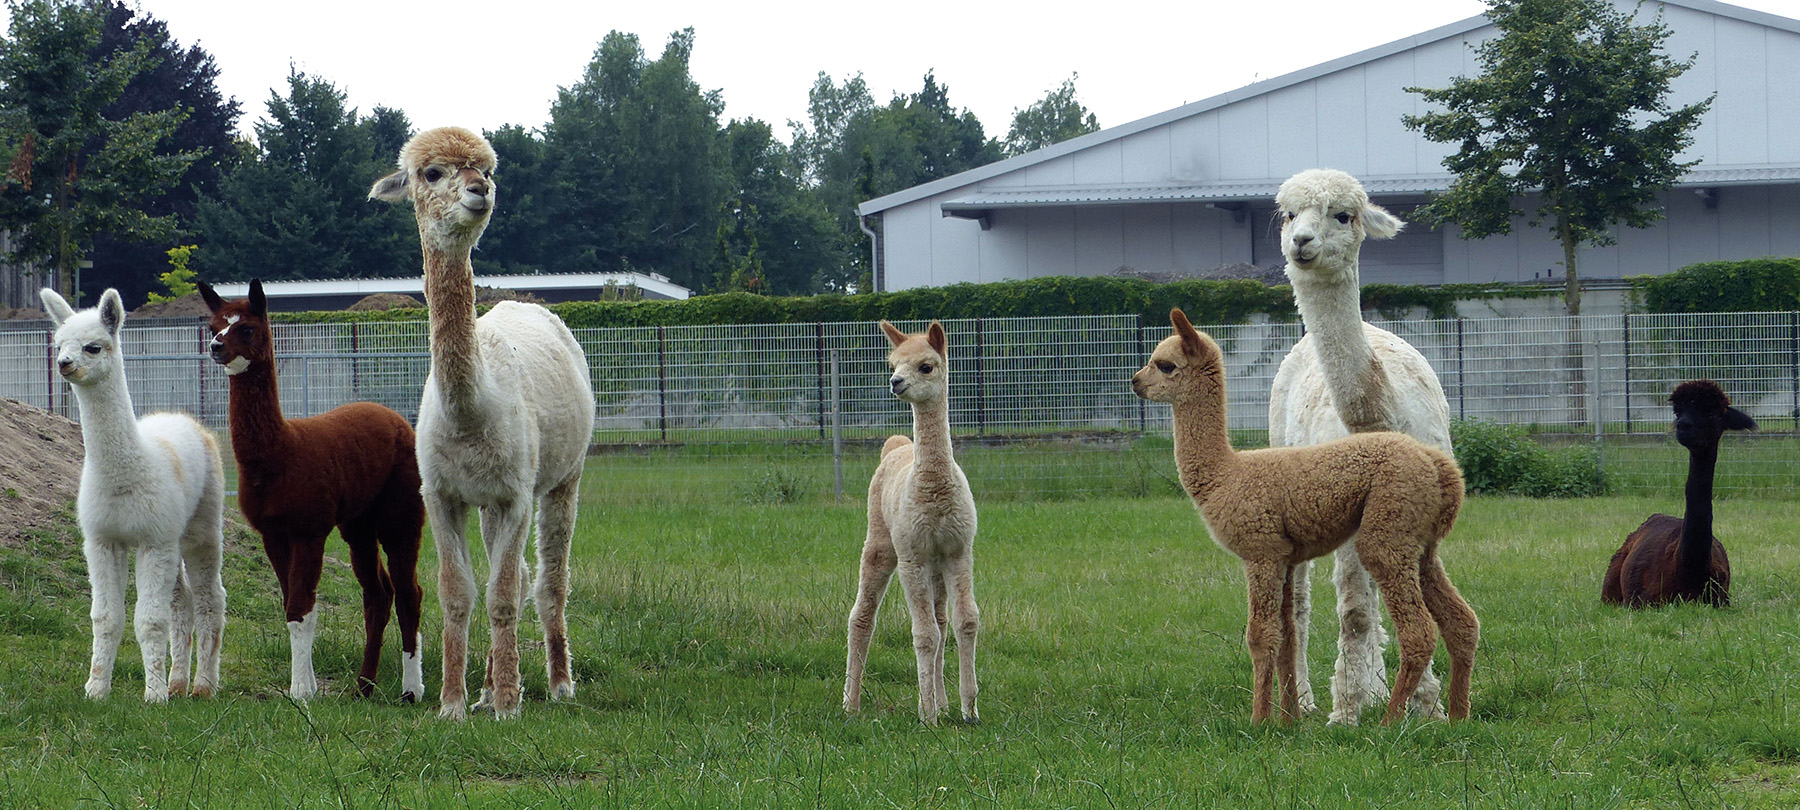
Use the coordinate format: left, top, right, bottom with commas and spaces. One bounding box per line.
1451, 420, 1607, 497
1633, 257, 1800, 314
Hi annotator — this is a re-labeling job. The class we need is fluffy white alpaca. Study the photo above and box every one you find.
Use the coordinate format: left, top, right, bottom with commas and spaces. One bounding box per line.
843, 321, 980, 726
1267, 169, 1451, 724
371, 127, 596, 721
41, 288, 227, 703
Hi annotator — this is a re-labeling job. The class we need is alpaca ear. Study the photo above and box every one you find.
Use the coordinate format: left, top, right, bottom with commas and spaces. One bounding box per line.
1362, 203, 1404, 240
99, 289, 125, 336
197, 280, 224, 314
879, 320, 908, 348
38, 288, 74, 328
248, 279, 267, 317
1169, 308, 1203, 357
1723, 406, 1758, 432
926, 321, 947, 356
369, 169, 409, 203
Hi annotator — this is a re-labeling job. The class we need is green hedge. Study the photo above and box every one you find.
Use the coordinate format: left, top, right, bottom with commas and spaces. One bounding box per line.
1451, 419, 1607, 498
272, 275, 1557, 328
1632, 257, 1800, 314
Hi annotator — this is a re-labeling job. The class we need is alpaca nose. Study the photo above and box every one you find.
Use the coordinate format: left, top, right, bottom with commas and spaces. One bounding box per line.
1292, 233, 1313, 247
890, 376, 905, 394
209, 340, 227, 362
57, 357, 72, 374
468, 180, 489, 197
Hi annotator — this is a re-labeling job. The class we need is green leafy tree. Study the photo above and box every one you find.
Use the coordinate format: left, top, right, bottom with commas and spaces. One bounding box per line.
1403, 0, 1711, 315
473, 123, 553, 276
194, 71, 415, 281
1004, 74, 1099, 157
0, 0, 200, 297
145, 242, 195, 302
718, 118, 846, 294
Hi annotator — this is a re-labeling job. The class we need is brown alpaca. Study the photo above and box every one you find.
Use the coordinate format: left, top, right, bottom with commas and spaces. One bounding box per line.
843, 320, 980, 726
1133, 309, 1479, 724
1603, 380, 1756, 608
199, 279, 425, 701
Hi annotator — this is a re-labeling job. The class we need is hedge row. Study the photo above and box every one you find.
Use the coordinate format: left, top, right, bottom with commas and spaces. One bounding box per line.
274, 275, 1559, 328
1631, 257, 1800, 314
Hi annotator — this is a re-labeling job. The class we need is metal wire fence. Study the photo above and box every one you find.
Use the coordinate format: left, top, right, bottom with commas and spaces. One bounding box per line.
4, 311, 1795, 502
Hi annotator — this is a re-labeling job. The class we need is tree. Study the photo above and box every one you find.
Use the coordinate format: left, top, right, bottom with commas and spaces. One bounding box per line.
0, 0, 201, 298
84, 0, 241, 307
717, 118, 846, 294
1402, 0, 1711, 315
193, 71, 415, 282
1004, 74, 1099, 157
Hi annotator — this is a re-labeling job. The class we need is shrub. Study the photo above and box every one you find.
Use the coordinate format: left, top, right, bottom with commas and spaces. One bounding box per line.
1632, 257, 1800, 314
1451, 419, 1607, 497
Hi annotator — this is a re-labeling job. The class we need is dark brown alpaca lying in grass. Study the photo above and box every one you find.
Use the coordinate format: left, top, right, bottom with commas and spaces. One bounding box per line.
1603, 380, 1757, 608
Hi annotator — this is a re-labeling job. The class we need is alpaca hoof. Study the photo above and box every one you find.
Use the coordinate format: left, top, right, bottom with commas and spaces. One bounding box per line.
191, 684, 215, 699
143, 687, 170, 704
400, 689, 419, 705
168, 679, 189, 697
962, 715, 980, 726
548, 680, 575, 702
438, 700, 469, 721
1325, 707, 1362, 726
84, 679, 111, 701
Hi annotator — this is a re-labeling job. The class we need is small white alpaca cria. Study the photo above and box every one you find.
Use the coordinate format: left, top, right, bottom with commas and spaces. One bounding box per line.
843, 320, 981, 726
41, 288, 228, 703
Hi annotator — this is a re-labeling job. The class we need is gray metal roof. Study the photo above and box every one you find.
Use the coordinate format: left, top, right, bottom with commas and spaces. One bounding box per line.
861, 0, 1800, 218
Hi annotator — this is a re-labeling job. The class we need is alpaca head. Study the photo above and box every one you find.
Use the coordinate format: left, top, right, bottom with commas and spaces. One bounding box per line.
880, 320, 949, 405
40, 288, 126, 388
196, 279, 272, 377
1668, 380, 1757, 452
1132, 308, 1224, 405
368, 126, 498, 253
1275, 169, 1403, 284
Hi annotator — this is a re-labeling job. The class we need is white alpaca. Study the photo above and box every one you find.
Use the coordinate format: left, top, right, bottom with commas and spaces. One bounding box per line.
40, 288, 227, 703
1267, 168, 1451, 725
371, 127, 596, 720
843, 321, 981, 726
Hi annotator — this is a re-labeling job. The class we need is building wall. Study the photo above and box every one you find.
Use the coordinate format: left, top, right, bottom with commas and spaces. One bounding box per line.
875, 2, 1800, 291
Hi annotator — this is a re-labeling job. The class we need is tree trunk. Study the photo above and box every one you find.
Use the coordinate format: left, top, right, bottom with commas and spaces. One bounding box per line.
1560, 228, 1581, 317
1556, 215, 1589, 425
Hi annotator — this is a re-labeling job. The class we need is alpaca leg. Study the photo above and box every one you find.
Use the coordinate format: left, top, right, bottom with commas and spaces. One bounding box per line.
1291, 559, 1315, 715
379, 520, 425, 704
1242, 561, 1287, 724
1420, 555, 1480, 721
429, 494, 475, 720
534, 476, 581, 702
946, 555, 980, 724
84, 540, 129, 700
345, 530, 394, 698
167, 563, 194, 697
844, 529, 896, 714
132, 543, 183, 703
929, 571, 950, 718
1328, 544, 1389, 725
1278, 564, 1301, 723
895, 561, 944, 725
282, 539, 326, 701
480, 505, 531, 720
180, 519, 227, 699
1360, 550, 1436, 726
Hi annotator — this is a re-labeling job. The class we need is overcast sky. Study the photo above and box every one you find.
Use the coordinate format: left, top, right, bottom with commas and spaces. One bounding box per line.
88, 0, 1800, 144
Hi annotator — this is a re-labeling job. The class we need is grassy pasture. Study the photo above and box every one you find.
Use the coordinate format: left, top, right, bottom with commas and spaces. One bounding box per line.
0, 456, 1795, 807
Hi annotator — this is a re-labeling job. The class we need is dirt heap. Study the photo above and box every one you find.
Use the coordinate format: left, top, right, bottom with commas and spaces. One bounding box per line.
129, 292, 212, 320
0, 306, 49, 321
0, 398, 85, 547
348, 292, 424, 311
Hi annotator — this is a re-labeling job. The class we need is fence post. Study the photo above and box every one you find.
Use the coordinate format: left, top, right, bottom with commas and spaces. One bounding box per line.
975, 317, 986, 435
657, 325, 668, 442
815, 322, 827, 440
1135, 313, 1146, 433
1791, 311, 1798, 434
46, 328, 56, 415
1455, 318, 1465, 422
350, 322, 360, 399
198, 324, 208, 427
1621, 314, 1633, 433
831, 349, 843, 502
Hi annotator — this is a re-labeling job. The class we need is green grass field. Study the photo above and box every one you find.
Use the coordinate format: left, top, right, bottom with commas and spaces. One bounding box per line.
0, 458, 1795, 807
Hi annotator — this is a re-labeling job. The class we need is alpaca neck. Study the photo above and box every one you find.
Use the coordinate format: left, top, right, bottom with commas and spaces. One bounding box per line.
1168, 394, 1238, 502
1294, 264, 1389, 433
907, 398, 956, 478
225, 364, 294, 469
70, 365, 147, 472
422, 243, 486, 420
1678, 445, 1719, 575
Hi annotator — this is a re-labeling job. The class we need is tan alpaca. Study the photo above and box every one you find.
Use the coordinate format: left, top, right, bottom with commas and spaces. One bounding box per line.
1133, 309, 1478, 725
843, 320, 980, 726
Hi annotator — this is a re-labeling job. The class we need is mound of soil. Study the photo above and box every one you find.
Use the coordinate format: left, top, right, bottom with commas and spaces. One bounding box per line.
0, 306, 49, 321
348, 292, 423, 311
0, 398, 85, 547
130, 292, 212, 319
474, 286, 544, 305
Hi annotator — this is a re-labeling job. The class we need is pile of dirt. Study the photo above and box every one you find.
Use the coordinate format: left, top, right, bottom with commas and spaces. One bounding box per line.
348, 292, 423, 311
0, 398, 85, 548
0, 306, 49, 322
129, 292, 212, 320
474, 286, 544, 305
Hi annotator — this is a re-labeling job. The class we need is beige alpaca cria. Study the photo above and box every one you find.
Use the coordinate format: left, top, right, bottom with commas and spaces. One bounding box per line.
371, 127, 596, 720
1135, 309, 1477, 725
844, 321, 980, 726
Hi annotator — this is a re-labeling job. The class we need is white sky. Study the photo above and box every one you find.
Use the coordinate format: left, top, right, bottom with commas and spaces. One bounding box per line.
83, 0, 1800, 143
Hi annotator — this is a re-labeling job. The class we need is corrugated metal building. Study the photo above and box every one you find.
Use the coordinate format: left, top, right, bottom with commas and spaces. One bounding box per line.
857, 0, 1800, 291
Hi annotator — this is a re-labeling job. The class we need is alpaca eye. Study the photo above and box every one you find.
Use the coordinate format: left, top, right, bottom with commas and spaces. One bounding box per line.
425, 168, 444, 183
1156, 361, 1175, 374
1335, 212, 1351, 224
84, 343, 101, 355
1283, 211, 1296, 221
919, 363, 934, 374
